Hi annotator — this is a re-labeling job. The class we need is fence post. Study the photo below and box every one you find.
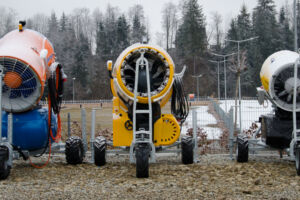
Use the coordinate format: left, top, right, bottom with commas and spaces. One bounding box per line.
90, 109, 96, 163
67, 113, 71, 138
8, 113, 13, 144
81, 108, 88, 153
229, 108, 234, 160
192, 109, 199, 163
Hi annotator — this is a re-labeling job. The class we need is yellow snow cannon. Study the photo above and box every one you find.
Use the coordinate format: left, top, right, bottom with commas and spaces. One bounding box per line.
93, 43, 191, 178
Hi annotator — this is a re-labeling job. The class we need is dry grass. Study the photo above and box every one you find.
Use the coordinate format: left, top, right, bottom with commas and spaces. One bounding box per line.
59, 102, 172, 142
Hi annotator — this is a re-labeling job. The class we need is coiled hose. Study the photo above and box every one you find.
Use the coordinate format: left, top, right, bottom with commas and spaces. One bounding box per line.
171, 76, 189, 124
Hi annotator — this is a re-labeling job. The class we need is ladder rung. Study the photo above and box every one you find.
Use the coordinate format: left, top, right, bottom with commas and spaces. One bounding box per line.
135, 110, 150, 114
135, 131, 151, 134
296, 129, 300, 133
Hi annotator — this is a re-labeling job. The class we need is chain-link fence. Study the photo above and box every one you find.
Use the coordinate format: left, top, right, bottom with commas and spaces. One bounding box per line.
58, 97, 274, 155
183, 97, 273, 155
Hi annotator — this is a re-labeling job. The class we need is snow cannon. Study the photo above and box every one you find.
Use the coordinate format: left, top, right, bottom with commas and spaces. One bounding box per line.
260, 50, 300, 112
0, 22, 85, 180
0, 25, 56, 113
236, 50, 300, 176
93, 43, 191, 178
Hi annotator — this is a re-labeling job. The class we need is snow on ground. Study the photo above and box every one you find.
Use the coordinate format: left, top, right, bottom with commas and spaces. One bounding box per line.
182, 106, 222, 140
181, 100, 274, 140
219, 99, 273, 130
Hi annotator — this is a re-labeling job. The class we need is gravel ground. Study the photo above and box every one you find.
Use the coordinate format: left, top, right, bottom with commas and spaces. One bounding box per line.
0, 154, 299, 200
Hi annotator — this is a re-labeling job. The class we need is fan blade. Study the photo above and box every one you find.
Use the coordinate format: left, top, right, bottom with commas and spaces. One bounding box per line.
278, 90, 288, 97
124, 64, 135, 73
150, 60, 161, 75
9, 89, 21, 99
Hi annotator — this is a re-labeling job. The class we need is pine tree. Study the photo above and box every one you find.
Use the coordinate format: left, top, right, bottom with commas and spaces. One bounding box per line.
131, 12, 146, 43
47, 12, 59, 44
252, 0, 280, 88
175, 0, 208, 95
278, 6, 293, 50
72, 33, 90, 87
116, 15, 130, 53
237, 5, 252, 42
59, 12, 67, 32
175, 0, 207, 59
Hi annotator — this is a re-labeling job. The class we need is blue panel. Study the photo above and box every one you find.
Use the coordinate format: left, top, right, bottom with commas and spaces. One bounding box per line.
1, 108, 58, 151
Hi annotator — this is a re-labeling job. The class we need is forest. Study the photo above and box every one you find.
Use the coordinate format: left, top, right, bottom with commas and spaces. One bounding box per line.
0, 0, 299, 100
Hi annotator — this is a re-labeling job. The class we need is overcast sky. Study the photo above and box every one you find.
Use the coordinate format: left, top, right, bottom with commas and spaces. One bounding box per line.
0, 0, 288, 38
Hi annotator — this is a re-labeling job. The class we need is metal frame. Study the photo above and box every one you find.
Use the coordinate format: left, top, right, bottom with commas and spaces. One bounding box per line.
291, 54, 300, 160
129, 49, 156, 163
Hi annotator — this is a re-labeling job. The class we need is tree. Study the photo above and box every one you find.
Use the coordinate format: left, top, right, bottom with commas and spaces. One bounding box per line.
72, 33, 90, 87
47, 12, 59, 42
210, 12, 223, 52
131, 11, 146, 43
60, 12, 67, 32
252, 0, 280, 87
162, 2, 178, 51
27, 13, 49, 35
116, 15, 130, 52
175, 0, 210, 96
175, 0, 207, 59
0, 7, 18, 37
228, 51, 248, 132
278, 6, 293, 50
129, 4, 146, 44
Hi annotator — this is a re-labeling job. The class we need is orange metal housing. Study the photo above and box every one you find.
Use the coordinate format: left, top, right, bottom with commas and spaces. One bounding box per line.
0, 29, 56, 112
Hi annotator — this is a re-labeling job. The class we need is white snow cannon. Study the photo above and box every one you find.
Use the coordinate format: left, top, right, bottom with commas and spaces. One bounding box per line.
236, 50, 300, 176
260, 50, 300, 111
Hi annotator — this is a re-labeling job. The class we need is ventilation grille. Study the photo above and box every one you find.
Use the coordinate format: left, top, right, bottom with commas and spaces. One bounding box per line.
120, 48, 170, 97
272, 65, 300, 111
0, 57, 41, 113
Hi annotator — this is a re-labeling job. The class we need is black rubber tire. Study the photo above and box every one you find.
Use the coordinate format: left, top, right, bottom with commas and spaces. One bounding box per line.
236, 136, 249, 163
94, 136, 106, 166
0, 146, 11, 180
295, 147, 300, 176
136, 144, 150, 178
181, 136, 194, 164
65, 136, 84, 165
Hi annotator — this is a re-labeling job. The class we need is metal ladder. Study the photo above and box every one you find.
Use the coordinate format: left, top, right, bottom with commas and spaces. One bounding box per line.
129, 49, 156, 163
291, 55, 300, 159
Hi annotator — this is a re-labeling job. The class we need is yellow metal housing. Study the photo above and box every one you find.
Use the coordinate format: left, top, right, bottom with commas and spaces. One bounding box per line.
110, 43, 181, 147
112, 43, 175, 106
112, 97, 180, 147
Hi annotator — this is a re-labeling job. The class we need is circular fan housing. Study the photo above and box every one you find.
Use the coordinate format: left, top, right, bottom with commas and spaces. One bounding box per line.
0, 29, 56, 113
112, 43, 175, 104
260, 50, 300, 112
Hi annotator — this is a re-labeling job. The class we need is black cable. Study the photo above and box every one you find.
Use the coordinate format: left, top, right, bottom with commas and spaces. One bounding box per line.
33, 112, 51, 158
171, 76, 189, 124
32, 64, 64, 157
48, 63, 64, 114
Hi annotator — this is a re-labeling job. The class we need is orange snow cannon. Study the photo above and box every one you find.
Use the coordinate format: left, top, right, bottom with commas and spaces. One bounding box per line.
0, 21, 56, 112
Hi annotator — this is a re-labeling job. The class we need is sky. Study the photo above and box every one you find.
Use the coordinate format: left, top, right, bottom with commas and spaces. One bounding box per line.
0, 0, 288, 40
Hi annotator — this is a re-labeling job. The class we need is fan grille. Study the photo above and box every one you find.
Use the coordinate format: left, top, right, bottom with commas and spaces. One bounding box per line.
0, 57, 41, 113
120, 48, 170, 97
272, 64, 300, 111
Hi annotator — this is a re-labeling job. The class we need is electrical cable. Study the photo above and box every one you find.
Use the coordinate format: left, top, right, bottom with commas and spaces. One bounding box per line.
171, 76, 189, 124
48, 64, 64, 114
29, 64, 64, 168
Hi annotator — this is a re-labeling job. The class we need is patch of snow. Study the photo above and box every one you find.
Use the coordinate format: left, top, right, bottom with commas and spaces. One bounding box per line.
182, 106, 222, 140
